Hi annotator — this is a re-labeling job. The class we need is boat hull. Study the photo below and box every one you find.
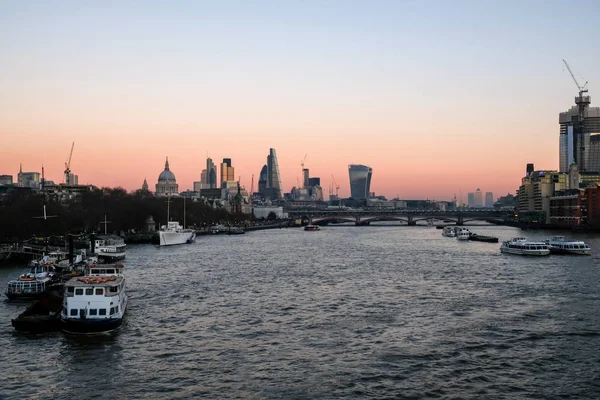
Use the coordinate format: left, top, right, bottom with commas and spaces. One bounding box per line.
549, 247, 592, 255
469, 235, 499, 243
12, 316, 61, 333
97, 253, 126, 262
61, 317, 123, 334
5, 291, 47, 301
500, 247, 550, 256
159, 231, 195, 246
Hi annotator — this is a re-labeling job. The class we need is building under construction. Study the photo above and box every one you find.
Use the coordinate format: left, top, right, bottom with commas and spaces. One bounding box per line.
559, 60, 600, 172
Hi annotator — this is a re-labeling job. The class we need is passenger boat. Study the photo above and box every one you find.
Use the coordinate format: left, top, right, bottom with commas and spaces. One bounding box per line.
545, 236, 592, 255
5, 262, 58, 300
442, 226, 456, 237
94, 235, 126, 262
61, 264, 127, 334
456, 228, 471, 240
11, 291, 63, 333
304, 225, 320, 231
500, 237, 550, 256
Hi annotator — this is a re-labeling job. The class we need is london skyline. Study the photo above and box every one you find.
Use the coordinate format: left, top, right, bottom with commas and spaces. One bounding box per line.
1, 1, 600, 200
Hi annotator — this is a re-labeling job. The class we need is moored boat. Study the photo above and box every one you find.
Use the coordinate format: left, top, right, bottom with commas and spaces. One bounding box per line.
227, 226, 245, 235
545, 236, 591, 255
11, 291, 63, 333
159, 221, 196, 246
468, 233, 499, 243
61, 264, 127, 334
304, 225, 320, 231
442, 226, 456, 237
5, 262, 59, 301
456, 228, 471, 240
94, 235, 126, 262
500, 237, 550, 256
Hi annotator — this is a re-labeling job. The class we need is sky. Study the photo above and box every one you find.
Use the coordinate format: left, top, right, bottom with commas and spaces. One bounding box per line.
1, 0, 599, 200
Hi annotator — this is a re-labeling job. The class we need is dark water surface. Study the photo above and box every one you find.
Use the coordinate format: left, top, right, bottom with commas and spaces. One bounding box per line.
2, 225, 600, 399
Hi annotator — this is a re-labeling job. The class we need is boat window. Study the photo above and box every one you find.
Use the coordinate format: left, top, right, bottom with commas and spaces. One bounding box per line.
70, 309, 77, 316
99, 309, 107, 316
89, 309, 98, 316
67, 287, 74, 294
110, 286, 118, 293
107, 269, 115, 274
85, 288, 93, 295
75, 288, 84, 296
110, 307, 115, 315
95, 288, 104, 295
116, 305, 119, 313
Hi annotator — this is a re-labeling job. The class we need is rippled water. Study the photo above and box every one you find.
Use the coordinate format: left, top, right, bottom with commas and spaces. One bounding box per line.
2, 225, 600, 399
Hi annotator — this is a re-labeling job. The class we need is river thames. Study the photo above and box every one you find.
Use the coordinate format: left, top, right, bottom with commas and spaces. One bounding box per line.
1, 225, 600, 399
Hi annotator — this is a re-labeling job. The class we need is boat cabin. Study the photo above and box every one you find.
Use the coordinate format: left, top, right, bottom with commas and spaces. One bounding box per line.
63, 276, 125, 319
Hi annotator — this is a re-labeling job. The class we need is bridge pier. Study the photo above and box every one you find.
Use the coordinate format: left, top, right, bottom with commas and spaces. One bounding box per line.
407, 221, 416, 226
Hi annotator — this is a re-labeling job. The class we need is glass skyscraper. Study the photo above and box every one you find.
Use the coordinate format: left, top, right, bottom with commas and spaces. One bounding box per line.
559, 98, 600, 172
266, 148, 283, 200
348, 164, 372, 200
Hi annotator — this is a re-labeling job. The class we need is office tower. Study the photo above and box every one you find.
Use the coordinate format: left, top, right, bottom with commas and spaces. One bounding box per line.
348, 164, 372, 200
559, 95, 600, 172
589, 135, 600, 171
485, 192, 494, 208
467, 192, 475, 208
308, 177, 320, 187
220, 158, 235, 187
206, 158, 217, 189
468, 189, 483, 208
266, 148, 283, 199
258, 165, 268, 195
302, 168, 309, 188
526, 163, 534, 176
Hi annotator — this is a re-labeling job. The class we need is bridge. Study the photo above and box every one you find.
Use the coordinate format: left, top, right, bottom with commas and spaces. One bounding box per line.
284, 208, 510, 226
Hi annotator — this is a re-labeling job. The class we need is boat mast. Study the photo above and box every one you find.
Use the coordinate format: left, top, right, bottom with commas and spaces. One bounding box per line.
167, 195, 170, 224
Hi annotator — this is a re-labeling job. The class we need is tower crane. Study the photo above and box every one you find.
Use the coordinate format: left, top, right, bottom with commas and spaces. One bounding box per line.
562, 59, 588, 96
331, 175, 340, 197
300, 153, 308, 170
64, 142, 75, 185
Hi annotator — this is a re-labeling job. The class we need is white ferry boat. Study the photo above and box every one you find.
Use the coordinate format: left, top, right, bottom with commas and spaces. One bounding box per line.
545, 236, 592, 255
456, 228, 471, 240
159, 221, 196, 246
500, 237, 550, 256
442, 226, 456, 237
94, 235, 126, 262
61, 264, 127, 334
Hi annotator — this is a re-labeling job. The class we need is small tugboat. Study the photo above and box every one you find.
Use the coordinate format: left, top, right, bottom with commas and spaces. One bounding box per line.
5, 261, 58, 301
61, 264, 127, 334
500, 237, 550, 256
304, 225, 320, 231
11, 291, 63, 333
545, 236, 592, 255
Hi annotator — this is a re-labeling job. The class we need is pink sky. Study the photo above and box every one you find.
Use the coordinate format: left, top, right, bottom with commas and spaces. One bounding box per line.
1, 1, 595, 200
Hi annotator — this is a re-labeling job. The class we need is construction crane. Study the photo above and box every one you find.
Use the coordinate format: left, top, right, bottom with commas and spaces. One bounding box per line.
331, 175, 340, 197
300, 153, 308, 170
562, 59, 588, 95
64, 142, 75, 185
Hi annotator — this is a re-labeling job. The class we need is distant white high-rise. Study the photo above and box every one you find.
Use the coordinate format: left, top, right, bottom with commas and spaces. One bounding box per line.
485, 192, 494, 208
468, 188, 483, 208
